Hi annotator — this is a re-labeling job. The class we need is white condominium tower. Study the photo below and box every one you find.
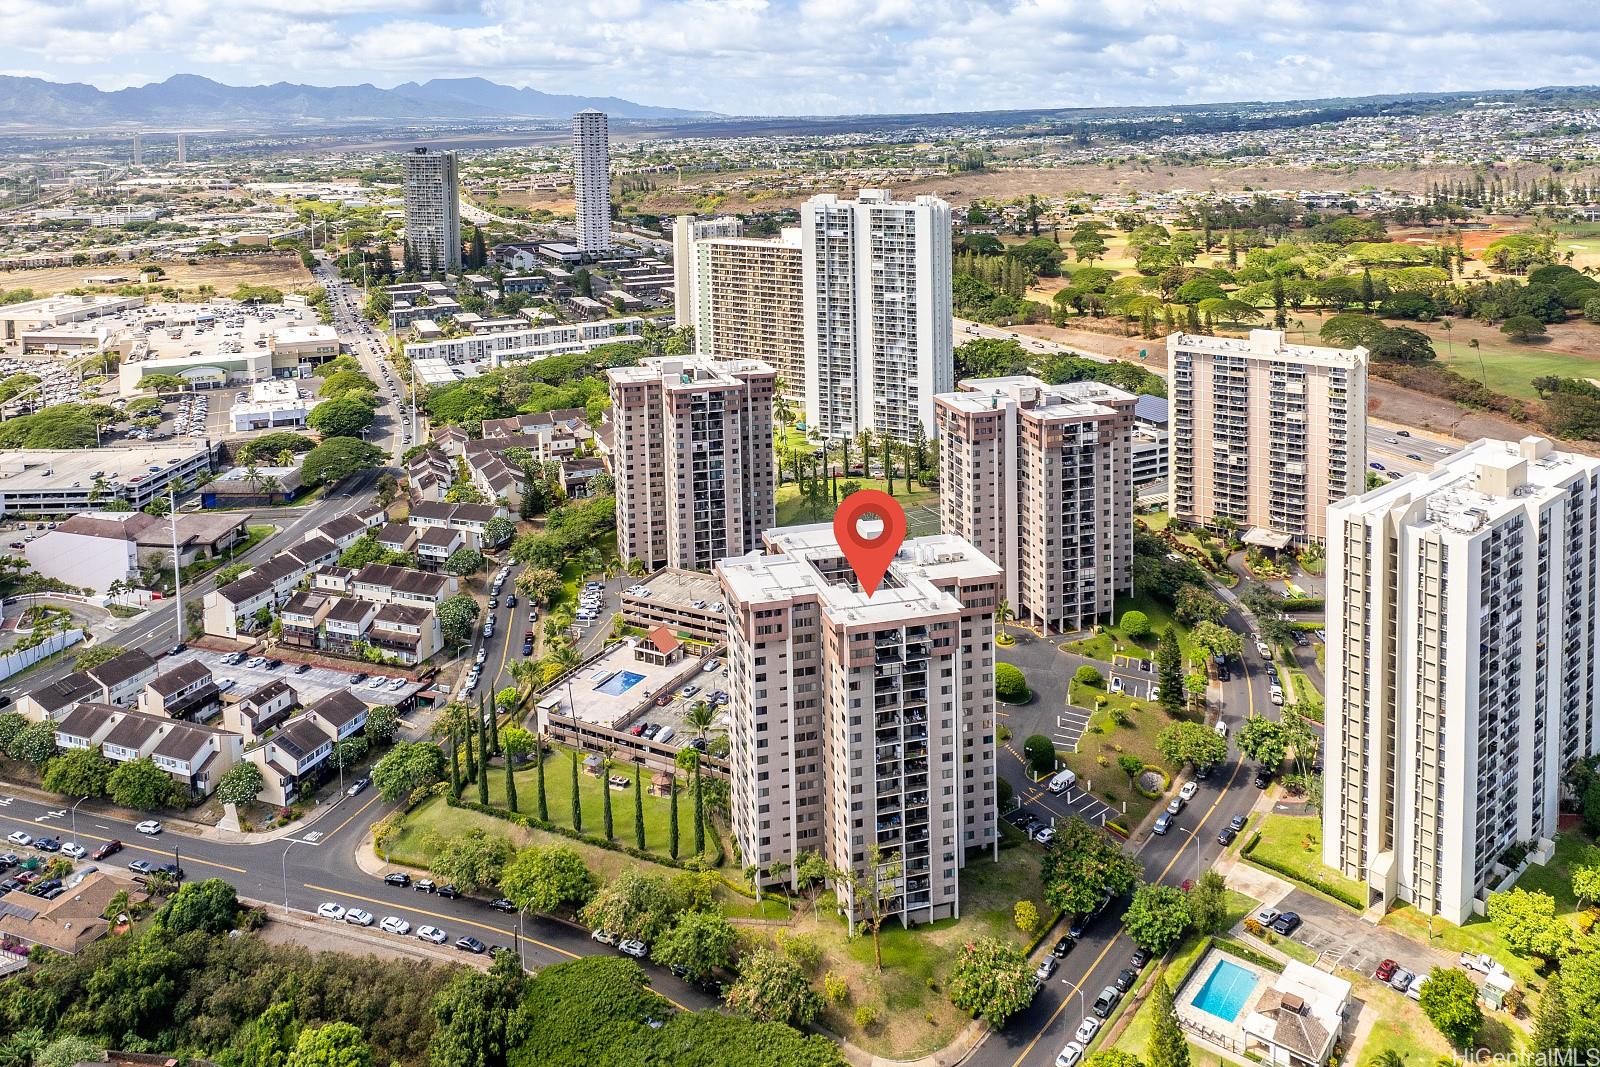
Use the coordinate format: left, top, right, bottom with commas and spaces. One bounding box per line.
1168, 329, 1366, 547
672, 215, 743, 324
607, 356, 776, 572
572, 109, 612, 255
716, 528, 1002, 924
1324, 436, 1600, 924
935, 376, 1136, 634
801, 190, 953, 442
401, 147, 461, 275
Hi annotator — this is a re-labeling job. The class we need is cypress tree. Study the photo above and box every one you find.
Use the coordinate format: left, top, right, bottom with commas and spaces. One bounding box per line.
464, 711, 477, 783
668, 775, 679, 858
633, 766, 646, 850
602, 759, 614, 839
570, 750, 582, 832
504, 746, 518, 813
1148, 977, 1190, 1067
693, 758, 706, 855
448, 723, 461, 795
536, 745, 548, 821
488, 695, 501, 755
477, 711, 489, 806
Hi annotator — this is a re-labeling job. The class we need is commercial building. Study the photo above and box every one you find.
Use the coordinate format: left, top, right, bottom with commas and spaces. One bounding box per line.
230, 379, 308, 432
608, 356, 776, 571
572, 110, 611, 255
0, 295, 144, 342
1167, 329, 1366, 548
0, 443, 212, 519
1323, 436, 1600, 924
401, 147, 461, 275
25, 511, 247, 593
403, 317, 642, 372
717, 528, 1002, 923
200, 465, 302, 507
690, 229, 805, 405
801, 190, 953, 441
935, 376, 1136, 634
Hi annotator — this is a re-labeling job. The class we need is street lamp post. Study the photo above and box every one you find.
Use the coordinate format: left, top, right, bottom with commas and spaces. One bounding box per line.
69, 795, 89, 842
281, 839, 303, 915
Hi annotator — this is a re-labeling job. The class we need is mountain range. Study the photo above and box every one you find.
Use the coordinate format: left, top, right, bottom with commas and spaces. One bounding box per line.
0, 74, 717, 128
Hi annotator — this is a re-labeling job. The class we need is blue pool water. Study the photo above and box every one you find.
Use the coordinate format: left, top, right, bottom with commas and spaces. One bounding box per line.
1191, 959, 1259, 1022
594, 670, 646, 696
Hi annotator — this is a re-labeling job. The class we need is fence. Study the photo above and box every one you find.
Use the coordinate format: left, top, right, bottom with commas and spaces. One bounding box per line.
0, 628, 84, 683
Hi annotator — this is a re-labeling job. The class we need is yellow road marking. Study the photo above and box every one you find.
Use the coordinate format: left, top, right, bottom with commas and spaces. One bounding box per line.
324, 789, 385, 839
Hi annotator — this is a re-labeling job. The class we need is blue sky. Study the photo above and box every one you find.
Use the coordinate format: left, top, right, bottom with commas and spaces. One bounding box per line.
5, 0, 1600, 116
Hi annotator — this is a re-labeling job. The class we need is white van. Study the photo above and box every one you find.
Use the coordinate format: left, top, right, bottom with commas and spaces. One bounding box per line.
1269, 687, 1285, 706
1048, 769, 1078, 795
656, 726, 675, 745
1214, 720, 1229, 739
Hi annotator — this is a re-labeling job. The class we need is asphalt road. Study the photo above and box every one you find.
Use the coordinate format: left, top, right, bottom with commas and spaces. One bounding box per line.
0, 786, 716, 1008
972, 602, 1279, 1067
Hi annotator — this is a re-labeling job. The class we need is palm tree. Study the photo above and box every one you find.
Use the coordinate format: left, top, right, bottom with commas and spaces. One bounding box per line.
509, 658, 541, 696
553, 643, 581, 670
686, 700, 716, 738
258, 475, 281, 501
626, 558, 646, 578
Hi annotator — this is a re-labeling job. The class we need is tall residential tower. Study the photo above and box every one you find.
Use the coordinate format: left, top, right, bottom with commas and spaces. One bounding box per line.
1168, 329, 1366, 547
936, 376, 1136, 634
607, 356, 776, 572
572, 110, 612, 256
1324, 436, 1600, 923
717, 528, 1002, 924
801, 190, 953, 441
401, 147, 461, 275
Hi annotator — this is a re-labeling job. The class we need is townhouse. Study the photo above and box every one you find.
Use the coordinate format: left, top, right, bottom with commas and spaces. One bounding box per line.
54, 701, 243, 798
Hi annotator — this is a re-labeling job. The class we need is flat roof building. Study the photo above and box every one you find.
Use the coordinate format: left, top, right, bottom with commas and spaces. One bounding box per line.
0, 443, 211, 519
402, 147, 461, 275
936, 376, 1136, 634
572, 111, 611, 255
1168, 329, 1366, 547
609, 356, 776, 572
716, 528, 1002, 925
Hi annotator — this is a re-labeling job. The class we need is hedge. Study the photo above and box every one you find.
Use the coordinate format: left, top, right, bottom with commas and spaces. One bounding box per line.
1240, 830, 1365, 910
1281, 596, 1324, 612
1215, 937, 1286, 973
996, 662, 1030, 704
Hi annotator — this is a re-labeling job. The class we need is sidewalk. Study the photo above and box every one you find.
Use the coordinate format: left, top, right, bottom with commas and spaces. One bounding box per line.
242, 894, 488, 971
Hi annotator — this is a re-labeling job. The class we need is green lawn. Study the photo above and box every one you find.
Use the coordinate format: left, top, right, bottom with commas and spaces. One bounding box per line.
1061, 591, 1194, 663
1246, 814, 1367, 907
1434, 337, 1600, 401
773, 475, 940, 530
1059, 682, 1183, 829
1352, 978, 1457, 1067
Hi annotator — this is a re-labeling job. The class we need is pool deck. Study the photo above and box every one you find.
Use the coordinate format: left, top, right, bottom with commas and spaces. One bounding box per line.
559, 641, 704, 730
1176, 949, 1274, 1051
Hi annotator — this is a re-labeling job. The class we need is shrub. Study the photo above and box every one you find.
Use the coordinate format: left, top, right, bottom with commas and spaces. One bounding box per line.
1022, 734, 1057, 777
1074, 665, 1104, 688
995, 662, 1030, 704
1120, 610, 1151, 640
854, 1003, 880, 1029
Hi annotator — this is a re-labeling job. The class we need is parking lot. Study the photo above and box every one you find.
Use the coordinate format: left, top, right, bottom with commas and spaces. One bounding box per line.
0, 355, 91, 413
1109, 653, 1157, 701
183, 648, 425, 709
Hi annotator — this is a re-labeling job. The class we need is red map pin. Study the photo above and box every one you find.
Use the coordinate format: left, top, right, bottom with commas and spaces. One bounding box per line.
833, 489, 907, 598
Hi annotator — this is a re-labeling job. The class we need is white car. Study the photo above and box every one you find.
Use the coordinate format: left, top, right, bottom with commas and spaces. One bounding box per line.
388, 677, 406, 691
379, 916, 411, 935
1075, 1017, 1102, 1043
345, 908, 374, 926
60, 842, 87, 859
366, 675, 388, 688
591, 928, 618, 945
702, 659, 721, 673
619, 938, 648, 958
1179, 781, 1199, 802
1055, 1042, 1085, 1067
317, 902, 346, 921
1032, 826, 1056, 845
246, 656, 267, 669
6, 831, 30, 847
1110, 677, 1123, 694
417, 925, 447, 944
135, 820, 163, 836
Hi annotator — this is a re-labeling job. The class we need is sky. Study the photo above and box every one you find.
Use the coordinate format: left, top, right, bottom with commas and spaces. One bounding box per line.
4, 0, 1600, 116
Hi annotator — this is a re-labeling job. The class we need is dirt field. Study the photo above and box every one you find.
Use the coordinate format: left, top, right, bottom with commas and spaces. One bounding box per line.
0, 254, 314, 297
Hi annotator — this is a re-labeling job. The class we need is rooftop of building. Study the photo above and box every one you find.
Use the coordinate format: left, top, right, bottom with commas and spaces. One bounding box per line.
0, 443, 208, 495
632, 567, 724, 609
608, 354, 775, 390
943, 375, 1136, 418
720, 528, 1000, 626
1166, 328, 1366, 369
1338, 435, 1600, 536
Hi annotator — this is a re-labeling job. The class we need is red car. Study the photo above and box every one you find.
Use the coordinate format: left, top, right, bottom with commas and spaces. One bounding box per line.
1375, 959, 1398, 982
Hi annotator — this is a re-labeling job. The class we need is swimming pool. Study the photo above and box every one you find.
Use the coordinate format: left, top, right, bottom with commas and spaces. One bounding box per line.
1191, 958, 1259, 1023
594, 670, 646, 696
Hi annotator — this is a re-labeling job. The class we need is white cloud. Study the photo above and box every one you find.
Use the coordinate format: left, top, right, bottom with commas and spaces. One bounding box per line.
4, 0, 1600, 114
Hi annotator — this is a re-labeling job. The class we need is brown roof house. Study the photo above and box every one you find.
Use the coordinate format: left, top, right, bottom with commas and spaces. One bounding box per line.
0, 870, 132, 953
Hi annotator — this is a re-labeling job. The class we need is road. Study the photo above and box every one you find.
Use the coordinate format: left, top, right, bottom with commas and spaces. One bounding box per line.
973, 602, 1279, 1067
0, 786, 715, 1007
311, 256, 416, 458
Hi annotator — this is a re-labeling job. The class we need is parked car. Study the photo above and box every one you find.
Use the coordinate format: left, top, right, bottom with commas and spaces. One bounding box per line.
1131, 948, 1151, 969
490, 898, 517, 913
1375, 959, 1398, 982
33, 837, 60, 853
1389, 968, 1415, 993
456, 936, 487, 954
437, 884, 461, 899
1270, 911, 1302, 936
619, 938, 648, 959
60, 842, 86, 859
317, 902, 347, 921
383, 872, 411, 887
1074, 1016, 1102, 1043
345, 908, 374, 926
347, 777, 370, 797
1152, 813, 1172, 835
1035, 956, 1058, 981
135, 820, 163, 835
1217, 827, 1238, 846
127, 859, 153, 874
1092, 986, 1121, 1018
379, 916, 412, 935
1229, 814, 1249, 832
1113, 968, 1139, 993
1179, 781, 1198, 802
591, 928, 618, 945
1052, 936, 1074, 958
414, 878, 437, 893
417, 925, 447, 945
1166, 796, 1185, 816
1055, 1043, 1085, 1067
6, 832, 31, 848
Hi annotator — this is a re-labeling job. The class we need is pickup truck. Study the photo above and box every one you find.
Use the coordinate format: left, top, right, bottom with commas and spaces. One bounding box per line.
1459, 951, 1496, 973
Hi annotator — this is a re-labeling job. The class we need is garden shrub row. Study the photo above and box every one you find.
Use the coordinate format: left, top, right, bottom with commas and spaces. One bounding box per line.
1240, 831, 1365, 910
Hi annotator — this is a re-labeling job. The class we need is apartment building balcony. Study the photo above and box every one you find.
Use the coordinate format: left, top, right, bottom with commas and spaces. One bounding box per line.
905, 724, 928, 744
906, 758, 929, 774
875, 647, 902, 665
876, 776, 901, 794
906, 791, 929, 808
904, 710, 928, 725
876, 761, 901, 778
905, 642, 930, 659
875, 814, 902, 833
874, 661, 901, 678
875, 711, 902, 729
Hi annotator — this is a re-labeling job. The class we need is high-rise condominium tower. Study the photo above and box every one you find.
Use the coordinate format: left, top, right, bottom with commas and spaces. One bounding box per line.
401, 147, 461, 275
175, 133, 188, 163
717, 527, 1002, 924
1324, 436, 1600, 924
936, 376, 1136, 634
671, 215, 743, 323
800, 190, 953, 441
1168, 329, 1366, 547
131, 132, 143, 166
607, 356, 776, 571
572, 110, 612, 255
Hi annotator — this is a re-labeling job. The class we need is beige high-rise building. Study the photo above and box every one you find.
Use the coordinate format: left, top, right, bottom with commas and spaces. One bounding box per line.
936, 376, 1136, 634
671, 215, 742, 324
1168, 329, 1366, 547
716, 527, 1002, 924
608, 356, 776, 571
572, 110, 612, 255
1324, 436, 1600, 924
401, 147, 461, 275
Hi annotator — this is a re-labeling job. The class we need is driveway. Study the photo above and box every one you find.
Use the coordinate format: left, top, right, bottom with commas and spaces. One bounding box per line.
1271, 888, 1458, 981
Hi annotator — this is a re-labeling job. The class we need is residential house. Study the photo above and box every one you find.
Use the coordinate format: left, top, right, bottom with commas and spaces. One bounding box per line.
248, 689, 370, 804
321, 597, 379, 656
138, 659, 221, 722
375, 523, 418, 556
57, 702, 241, 796
17, 674, 100, 723
278, 591, 334, 653
0, 870, 127, 953
350, 563, 455, 608
367, 603, 442, 665
415, 525, 465, 571
83, 649, 158, 708
221, 679, 297, 742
